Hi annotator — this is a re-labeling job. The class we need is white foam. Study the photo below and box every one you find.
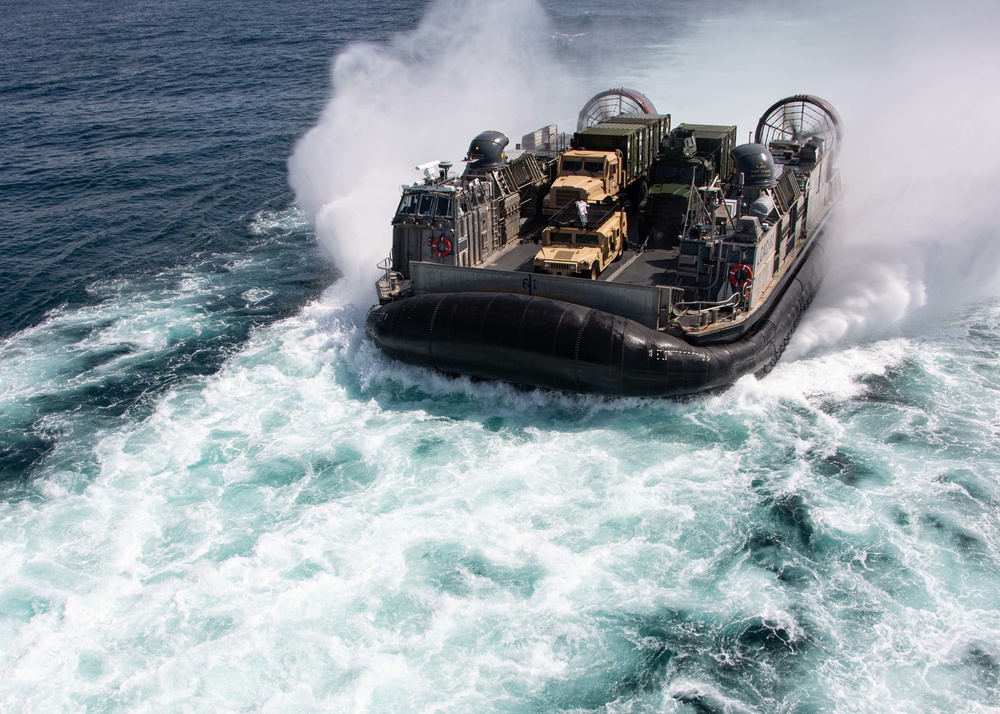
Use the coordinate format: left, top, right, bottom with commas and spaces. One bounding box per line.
4, 282, 999, 710
247, 206, 310, 237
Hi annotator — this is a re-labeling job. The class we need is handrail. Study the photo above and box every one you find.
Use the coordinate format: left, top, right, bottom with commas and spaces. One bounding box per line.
673, 292, 740, 313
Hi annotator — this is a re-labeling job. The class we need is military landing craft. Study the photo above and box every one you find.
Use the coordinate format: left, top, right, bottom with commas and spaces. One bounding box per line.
366, 89, 841, 397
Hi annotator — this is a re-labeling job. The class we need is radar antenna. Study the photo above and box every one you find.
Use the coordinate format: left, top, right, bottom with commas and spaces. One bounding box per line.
754, 95, 842, 156
577, 88, 657, 131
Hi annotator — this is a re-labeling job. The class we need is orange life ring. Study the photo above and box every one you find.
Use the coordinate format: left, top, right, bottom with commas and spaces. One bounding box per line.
729, 263, 753, 289
432, 236, 452, 257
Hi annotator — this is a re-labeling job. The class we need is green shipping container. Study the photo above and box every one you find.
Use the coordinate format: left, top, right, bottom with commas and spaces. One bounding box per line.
573, 114, 671, 188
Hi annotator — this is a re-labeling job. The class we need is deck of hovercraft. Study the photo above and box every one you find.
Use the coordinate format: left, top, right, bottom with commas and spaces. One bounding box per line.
481, 239, 683, 289
471, 213, 801, 343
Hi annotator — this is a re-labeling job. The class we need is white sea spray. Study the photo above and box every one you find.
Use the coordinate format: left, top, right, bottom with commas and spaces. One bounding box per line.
287, 0, 580, 304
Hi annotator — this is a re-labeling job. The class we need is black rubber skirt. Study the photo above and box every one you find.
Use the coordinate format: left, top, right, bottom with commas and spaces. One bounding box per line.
366, 245, 825, 397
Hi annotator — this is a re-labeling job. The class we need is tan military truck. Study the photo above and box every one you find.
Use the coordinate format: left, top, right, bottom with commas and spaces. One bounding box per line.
542, 113, 670, 215
533, 202, 627, 280
543, 150, 621, 214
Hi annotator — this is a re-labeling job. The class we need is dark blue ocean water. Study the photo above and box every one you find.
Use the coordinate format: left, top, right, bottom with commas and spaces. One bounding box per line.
1, 0, 383, 473
2, 0, 366, 330
3, 0, 1000, 711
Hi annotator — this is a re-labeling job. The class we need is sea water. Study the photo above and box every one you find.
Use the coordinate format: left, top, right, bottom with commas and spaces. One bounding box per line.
2, 0, 1000, 711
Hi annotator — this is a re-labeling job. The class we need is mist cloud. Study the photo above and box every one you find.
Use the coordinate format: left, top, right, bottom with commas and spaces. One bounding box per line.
288, 0, 577, 304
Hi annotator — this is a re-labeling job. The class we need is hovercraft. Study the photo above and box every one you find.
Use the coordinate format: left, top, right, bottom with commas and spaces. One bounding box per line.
366, 91, 841, 396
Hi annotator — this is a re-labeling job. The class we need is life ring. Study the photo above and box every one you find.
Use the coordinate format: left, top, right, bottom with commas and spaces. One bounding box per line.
431, 236, 452, 257
728, 263, 753, 289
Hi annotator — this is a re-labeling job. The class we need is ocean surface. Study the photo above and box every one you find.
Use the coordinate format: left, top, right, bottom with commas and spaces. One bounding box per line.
3, 0, 1000, 711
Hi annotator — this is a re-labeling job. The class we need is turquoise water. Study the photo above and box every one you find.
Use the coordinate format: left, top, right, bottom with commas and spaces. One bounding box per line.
5, 277, 1000, 710
3, 0, 1000, 711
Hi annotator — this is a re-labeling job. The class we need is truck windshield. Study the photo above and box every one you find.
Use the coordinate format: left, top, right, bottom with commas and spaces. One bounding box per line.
561, 159, 583, 173
583, 161, 604, 174
650, 196, 686, 216
575, 234, 600, 245
654, 166, 700, 183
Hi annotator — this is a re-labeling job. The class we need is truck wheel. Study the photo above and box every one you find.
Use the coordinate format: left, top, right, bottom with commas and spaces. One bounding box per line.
629, 180, 648, 208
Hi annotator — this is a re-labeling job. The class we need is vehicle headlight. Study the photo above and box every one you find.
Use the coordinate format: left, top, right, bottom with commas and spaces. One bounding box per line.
544, 262, 550, 269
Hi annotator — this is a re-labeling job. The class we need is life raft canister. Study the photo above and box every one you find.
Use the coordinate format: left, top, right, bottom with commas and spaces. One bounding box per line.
729, 263, 754, 290
431, 235, 452, 257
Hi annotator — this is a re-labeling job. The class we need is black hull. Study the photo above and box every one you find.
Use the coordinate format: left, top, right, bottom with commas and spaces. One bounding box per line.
366, 242, 826, 397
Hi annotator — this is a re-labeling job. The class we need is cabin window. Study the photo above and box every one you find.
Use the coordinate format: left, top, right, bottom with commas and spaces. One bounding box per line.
397, 194, 419, 216
561, 159, 583, 173
418, 194, 435, 217
583, 161, 604, 174
575, 234, 600, 245
435, 195, 453, 218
